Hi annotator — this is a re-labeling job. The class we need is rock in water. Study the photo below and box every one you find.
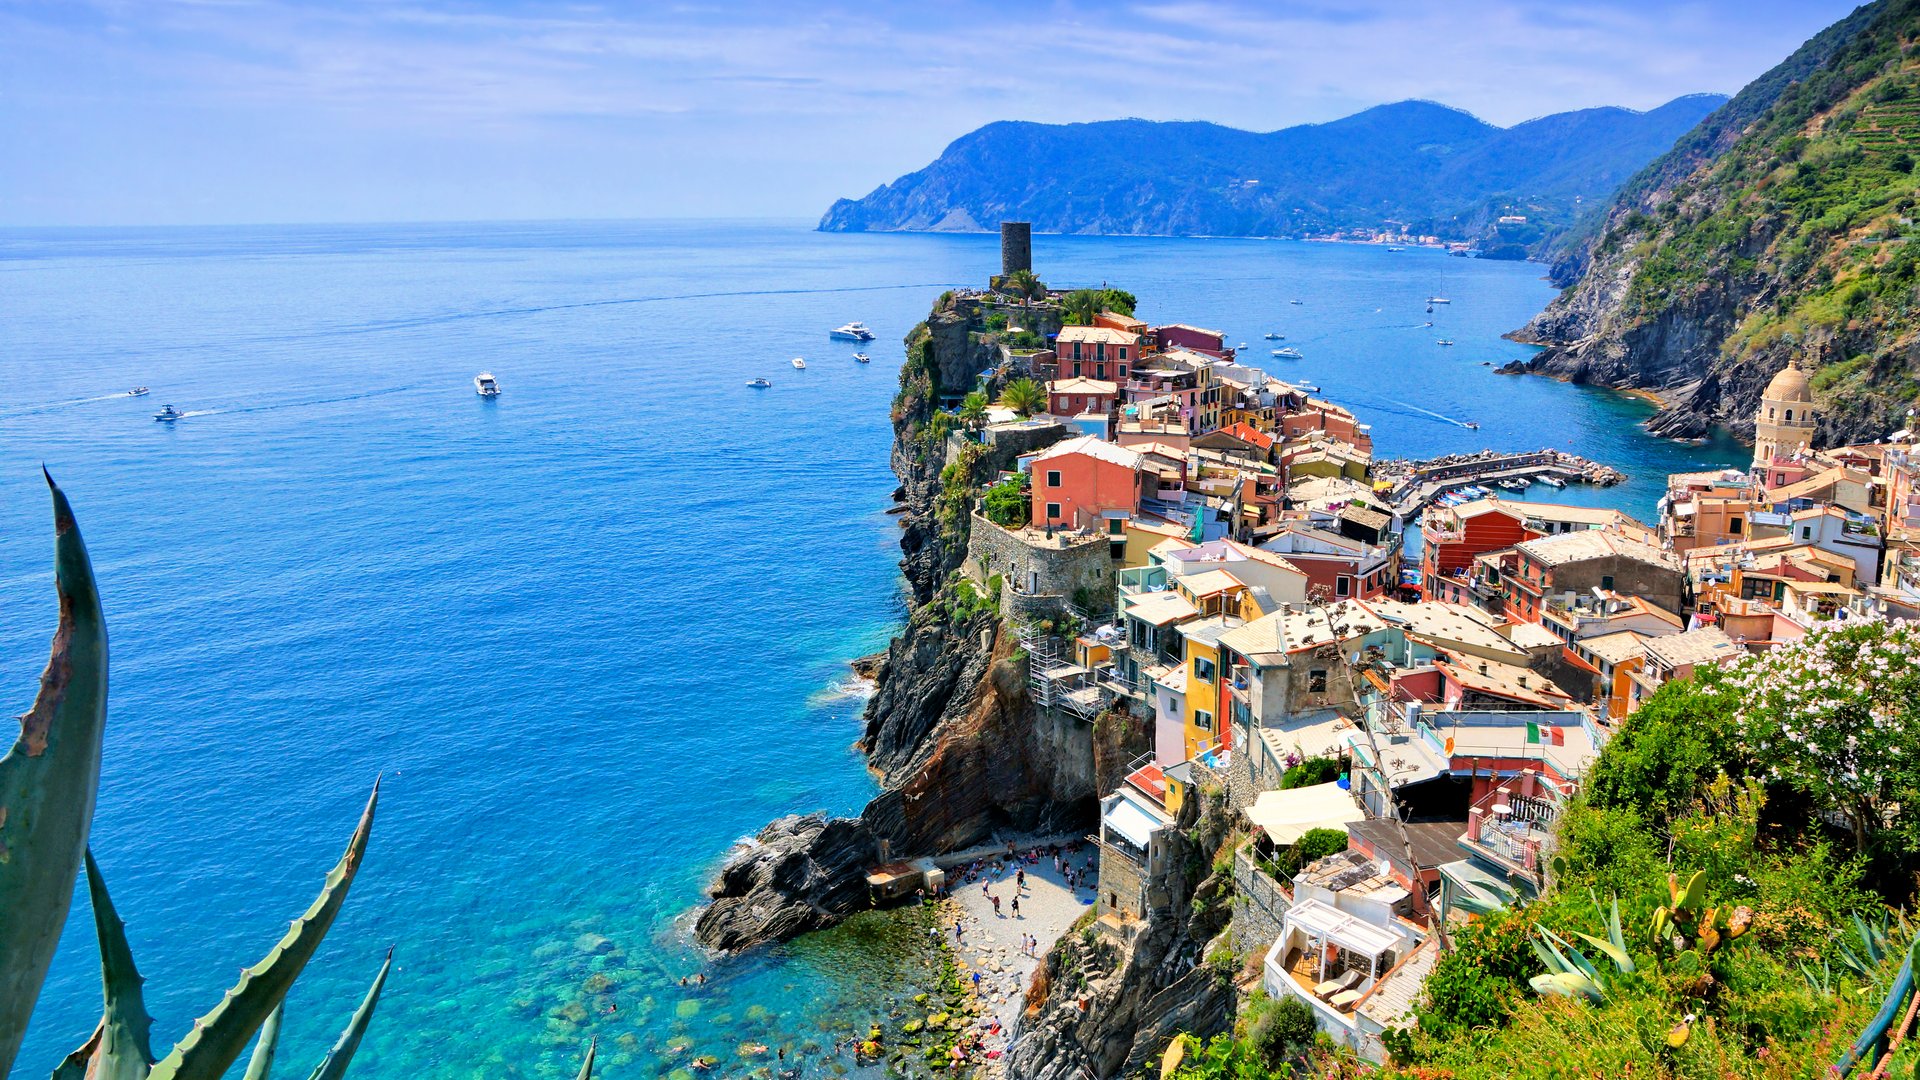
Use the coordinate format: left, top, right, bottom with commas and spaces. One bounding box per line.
694, 813, 877, 952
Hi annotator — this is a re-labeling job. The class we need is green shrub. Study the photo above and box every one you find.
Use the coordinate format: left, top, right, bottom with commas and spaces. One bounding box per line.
1278, 756, 1341, 789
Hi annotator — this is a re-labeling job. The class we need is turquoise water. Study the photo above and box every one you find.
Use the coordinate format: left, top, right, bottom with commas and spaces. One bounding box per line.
0, 222, 1743, 1076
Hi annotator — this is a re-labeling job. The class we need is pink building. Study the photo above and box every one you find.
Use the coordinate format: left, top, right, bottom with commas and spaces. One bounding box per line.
1151, 323, 1227, 356
1047, 377, 1118, 419
1056, 326, 1140, 382
1031, 436, 1151, 531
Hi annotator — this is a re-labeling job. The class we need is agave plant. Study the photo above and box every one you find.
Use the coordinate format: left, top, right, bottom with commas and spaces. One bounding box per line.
3, 476, 597, 1078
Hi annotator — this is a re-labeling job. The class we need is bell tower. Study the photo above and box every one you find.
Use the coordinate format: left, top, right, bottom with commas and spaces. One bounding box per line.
1753, 351, 1818, 470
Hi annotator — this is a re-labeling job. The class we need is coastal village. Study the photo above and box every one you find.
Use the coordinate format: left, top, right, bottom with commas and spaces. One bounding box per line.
838, 224, 1920, 1073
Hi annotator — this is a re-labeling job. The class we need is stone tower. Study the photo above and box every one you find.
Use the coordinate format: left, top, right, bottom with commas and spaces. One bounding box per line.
1001, 221, 1032, 278
1753, 353, 1819, 469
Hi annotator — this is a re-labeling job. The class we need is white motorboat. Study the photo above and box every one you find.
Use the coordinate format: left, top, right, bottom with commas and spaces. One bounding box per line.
1538, 475, 1567, 489
474, 372, 501, 396
1274, 347, 1303, 359
1263, 332, 1280, 340
747, 378, 772, 388
852, 353, 871, 363
153, 404, 181, 422
1436, 339, 1455, 347
128, 387, 150, 397
1427, 297, 1452, 304
791, 357, 807, 370
1387, 246, 1404, 252
1289, 299, 1303, 305
830, 322, 876, 342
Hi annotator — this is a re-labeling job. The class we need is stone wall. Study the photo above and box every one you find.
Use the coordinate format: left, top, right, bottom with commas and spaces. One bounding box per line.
966, 513, 1116, 619
1098, 843, 1150, 919
1232, 845, 1291, 961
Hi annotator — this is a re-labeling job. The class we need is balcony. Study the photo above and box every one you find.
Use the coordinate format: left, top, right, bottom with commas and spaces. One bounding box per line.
1458, 772, 1565, 887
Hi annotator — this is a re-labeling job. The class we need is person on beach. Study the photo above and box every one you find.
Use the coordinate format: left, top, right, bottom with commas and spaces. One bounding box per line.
991, 894, 1002, 916
1016, 867, 1025, 890
1011, 896, 1020, 918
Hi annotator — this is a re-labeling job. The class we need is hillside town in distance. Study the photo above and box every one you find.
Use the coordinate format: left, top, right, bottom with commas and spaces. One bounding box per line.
913, 224, 1920, 1064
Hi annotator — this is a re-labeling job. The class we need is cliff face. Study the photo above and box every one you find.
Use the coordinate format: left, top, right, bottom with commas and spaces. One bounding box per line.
696, 293, 1097, 953
1511, 0, 1920, 445
1007, 791, 1239, 1079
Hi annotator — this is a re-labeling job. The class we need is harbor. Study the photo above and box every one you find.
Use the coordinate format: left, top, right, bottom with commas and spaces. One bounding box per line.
1374, 449, 1628, 523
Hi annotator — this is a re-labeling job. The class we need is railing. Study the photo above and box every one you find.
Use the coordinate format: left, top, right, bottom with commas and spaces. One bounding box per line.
1462, 771, 1565, 882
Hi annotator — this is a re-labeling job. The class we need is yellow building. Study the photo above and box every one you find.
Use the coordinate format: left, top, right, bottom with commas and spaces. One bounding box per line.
1176, 614, 1243, 759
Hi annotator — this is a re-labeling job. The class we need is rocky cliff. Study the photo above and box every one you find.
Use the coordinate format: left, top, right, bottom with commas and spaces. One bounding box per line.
696, 292, 1098, 954
1006, 789, 1240, 1079
1508, 0, 1920, 445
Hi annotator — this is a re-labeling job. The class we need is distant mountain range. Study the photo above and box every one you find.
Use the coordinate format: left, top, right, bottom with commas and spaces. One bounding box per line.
819, 95, 1727, 254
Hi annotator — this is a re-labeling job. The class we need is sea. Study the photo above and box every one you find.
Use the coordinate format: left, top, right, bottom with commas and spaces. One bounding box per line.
0, 221, 1747, 1076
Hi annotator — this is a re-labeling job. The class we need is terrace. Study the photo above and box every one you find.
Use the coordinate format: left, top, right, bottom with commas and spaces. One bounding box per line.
1457, 771, 1569, 886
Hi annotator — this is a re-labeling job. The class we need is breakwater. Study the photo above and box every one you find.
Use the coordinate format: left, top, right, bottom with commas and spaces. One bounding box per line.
1375, 449, 1627, 521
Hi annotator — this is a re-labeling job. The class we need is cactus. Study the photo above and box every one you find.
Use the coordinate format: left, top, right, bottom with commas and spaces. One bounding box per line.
0, 473, 110, 1073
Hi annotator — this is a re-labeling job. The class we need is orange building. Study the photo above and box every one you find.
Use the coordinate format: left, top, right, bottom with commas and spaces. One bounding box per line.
1030, 436, 1152, 531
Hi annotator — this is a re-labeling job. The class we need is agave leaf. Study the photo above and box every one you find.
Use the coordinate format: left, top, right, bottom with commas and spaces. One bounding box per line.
1571, 930, 1636, 975
70, 850, 157, 1080
1530, 936, 1564, 973
1, 473, 110, 1074
1539, 927, 1601, 985
1854, 912, 1882, 966
242, 1005, 283, 1080
1608, 895, 1627, 955
1455, 892, 1507, 917
1530, 971, 1603, 1002
303, 948, 392, 1080
575, 1038, 597, 1080
149, 781, 379, 1080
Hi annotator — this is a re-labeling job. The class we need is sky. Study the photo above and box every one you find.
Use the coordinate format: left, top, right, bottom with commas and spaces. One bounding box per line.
0, 0, 1866, 226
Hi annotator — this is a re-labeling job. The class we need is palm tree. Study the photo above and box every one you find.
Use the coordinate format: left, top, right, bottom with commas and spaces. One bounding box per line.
959, 390, 989, 433
1061, 288, 1102, 326
998, 377, 1047, 417
1003, 269, 1046, 302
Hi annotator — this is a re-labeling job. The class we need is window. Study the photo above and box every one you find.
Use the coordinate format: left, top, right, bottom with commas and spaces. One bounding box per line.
1194, 657, 1215, 682
1072, 362, 1082, 377
1118, 363, 1129, 379
1095, 343, 1107, 361
1045, 502, 1061, 520
1195, 709, 1214, 732
1108, 518, 1124, 536
1046, 470, 1061, 487
1336, 576, 1351, 597
1308, 669, 1328, 693
1601, 575, 1615, 592
1095, 363, 1106, 379
1785, 409, 1794, 422
1802, 526, 1813, 540
1730, 516, 1744, 534
1119, 346, 1129, 360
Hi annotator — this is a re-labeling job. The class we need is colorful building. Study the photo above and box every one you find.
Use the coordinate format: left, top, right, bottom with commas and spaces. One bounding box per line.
1029, 435, 1150, 532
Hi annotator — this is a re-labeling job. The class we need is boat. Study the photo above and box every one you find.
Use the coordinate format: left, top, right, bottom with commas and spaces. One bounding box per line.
1427, 297, 1452, 304
747, 378, 772, 388
791, 357, 806, 370
1386, 246, 1404, 252
1425, 303, 1434, 314
153, 404, 181, 422
1263, 332, 1281, 340
474, 372, 501, 396
1538, 475, 1567, 489
1289, 299, 1304, 305
1275, 347, 1303, 359
128, 387, 150, 397
830, 322, 876, 342
1463, 421, 1481, 430
852, 353, 871, 363
1436, 339, 1455, 347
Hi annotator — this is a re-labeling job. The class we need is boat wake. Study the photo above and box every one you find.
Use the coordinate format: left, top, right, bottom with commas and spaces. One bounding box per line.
1349, 394, 1479, 430
160, 385, 418, 421
0, 392, 156, 420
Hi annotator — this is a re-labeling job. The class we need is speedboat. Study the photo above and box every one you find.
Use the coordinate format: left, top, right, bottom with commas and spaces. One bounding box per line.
852, 353, 871, 363
1263, 332, 1280, 340
1289, 299, 1303, 305
474, 372, 501, 396
1387, 246, 1404, 252
153, 404, 182, 422
747, 378, 772, 388
791, 357, 807, 369
1463, 421, 1481, 430
1538, 475, 1567, 488
1427, 297, 1451, 304
128, 387, 150, 397
1275, 347, 1303, 359
830, 322, 876, 342
1436, 339, 1455, 347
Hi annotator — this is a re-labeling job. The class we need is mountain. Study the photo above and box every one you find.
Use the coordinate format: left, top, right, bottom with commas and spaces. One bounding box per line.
1512, 0, 1920, 446
818, 95, 1726, 252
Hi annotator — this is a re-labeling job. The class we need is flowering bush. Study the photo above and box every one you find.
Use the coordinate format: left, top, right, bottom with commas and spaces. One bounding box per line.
1728, 620, 1920, 852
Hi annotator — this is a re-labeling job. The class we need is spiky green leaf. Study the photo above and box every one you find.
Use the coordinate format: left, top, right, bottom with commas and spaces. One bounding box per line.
1529, 971, 1603, 1002
1570, 930, 1636, 975
1, 473, 110, 1074
575, 1038, 596, 1080
1607, 895, 1627, 955
242, 1005, 283, 1080
1538, 926, 1601, 985
149, 781, 379, 1080
303, 948, 391, 1080
67, 850, 158, 1080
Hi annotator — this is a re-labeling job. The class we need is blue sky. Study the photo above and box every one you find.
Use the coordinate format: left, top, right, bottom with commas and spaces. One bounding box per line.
0, 0, 1863, 225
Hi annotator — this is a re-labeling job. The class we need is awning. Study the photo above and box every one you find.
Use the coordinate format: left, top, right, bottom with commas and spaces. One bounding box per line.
1243, 782, 1366, 844
1105, 793, 1167, 847
1284, 897, 1400, 957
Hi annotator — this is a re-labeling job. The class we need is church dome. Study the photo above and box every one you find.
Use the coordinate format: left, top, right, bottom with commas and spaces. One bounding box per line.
1763, 360, 1813, 404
